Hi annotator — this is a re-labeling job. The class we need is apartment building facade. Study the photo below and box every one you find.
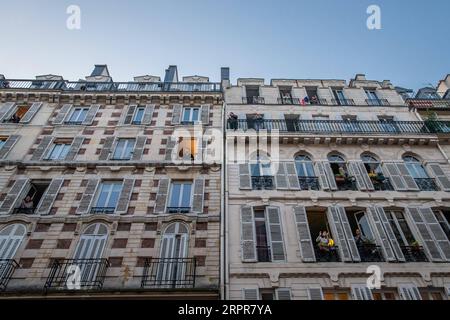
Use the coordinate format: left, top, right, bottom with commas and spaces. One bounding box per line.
224, 74, 450, 300
0, 65, 222, 299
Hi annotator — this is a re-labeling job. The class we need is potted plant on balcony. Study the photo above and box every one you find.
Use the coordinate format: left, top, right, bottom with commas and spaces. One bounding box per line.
334, 173, 345, 184
410, 240, 421, 251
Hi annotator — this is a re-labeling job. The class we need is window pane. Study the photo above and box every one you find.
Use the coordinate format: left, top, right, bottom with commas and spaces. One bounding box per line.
169, 183, 181, 207
192, 108, 199, 121
180, 183, 192, 207
107, 183, 122, 207
113, 140, 126, 158
133, 108, 144, 122
96, 184, 110, 207
124, 139, 135, 159
296, 162, 306, 176
69, 109, 81, 121
59, 144, 71, 159
183, 108, 191, 122
0, 140, 6, 149
251, 164, 261, 176
79, 108, 88, 122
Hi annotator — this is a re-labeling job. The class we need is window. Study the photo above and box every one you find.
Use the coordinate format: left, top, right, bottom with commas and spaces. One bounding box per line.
372, 291, 396, 300
168, 181, 192, 213
353, 211, 375, 241
67, 107, 89, 123
112, 138, 135, 160
333, 89, 346, 105
182, 107, 200, 123
250, 156, 272, 177
361, 154, 382, 174
3, 105, 29, 123
328, 154, 347, 176
0, 224, 26, 260
0, 138, 6, 149
434, 210, 450, 241
45, 143, 71, 160
385, 210, 416, 246
93, 181, 123, 212
403, 156, 429, 179
14, 180, 51, 215
323, 290, 350, 300
305, 87, 318, 100
365, 90, 381, 105
177, 137, 197, 160
132, 107, 145, 124
295, 155, 315, 177
254, 209, 271, 262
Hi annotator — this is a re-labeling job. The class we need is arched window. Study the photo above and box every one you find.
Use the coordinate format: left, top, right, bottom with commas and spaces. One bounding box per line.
328, 154, 347, 176
361, 154, 382, 174
0, 224, 26, 260
403, 156, 429, 179
160, 222, 189, 260
295, 155, 315, 177
73, 223, 108, 260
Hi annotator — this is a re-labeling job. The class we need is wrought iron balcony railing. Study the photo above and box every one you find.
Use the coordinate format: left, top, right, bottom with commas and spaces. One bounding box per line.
401, 246, 428, 262
141, 258, 196, 289
366, 99, 390, 106
0, 259, 19, 291
243, 96, 265, 104
314, 245, 340, 262
64, 120, 84, 125
407, 99, 450, 109
166, 207, 191, 214
331, 98, 355, 106
44, 258, 109, 290
372, 177, 394, 191
277, 97, 329, 105
298, 177, 320, 190
90, 207, 116, 214
414, 178, 440, 191
251, 176, 275, 190
357, 244, 384, 262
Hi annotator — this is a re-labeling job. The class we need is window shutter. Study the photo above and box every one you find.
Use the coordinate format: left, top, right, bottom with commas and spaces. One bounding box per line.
284, 162, 301, 190
171, 104, 182, 125
348, 161, 374, 191
76, 178, 100, 215
115, 178, 135, 214
192, 178, 205, 213
327, 206, 352, 262
419, 207, 450, 261
382, 162, 407, 191
372, 206, 405, 262
323, 161, 338, 190
275, 288, 291, 300
266, 206, 286, 262
35, 178, 64, 215
239, 163, 252, 190
154, 178, 169, 214
0, 135, 20, 159
427, 163, 450, 191
0, 102, 15, 121
307, 287, 324, 300
275, 162, 289, 190
20, 102, 42, 123
131, 136, 146, 160
314, 162, 330, 191
366, 207, 396, 262
165, 137, 176, 161
242, 288, 259, 300
194, 137, 204, 163
53, 104, 72, 124
399, 285, 422, 300
397, 162, 420, 191
123, 105, 136, 124
200, 104, 210, 125
142, 104, 154, 124
293, 206, 315, 262
99, 136, 115, 160
65, 136, 85, 161
82, 104, 99, 125
336, 205, 361, 262
240, 206, 257, 262
405, 207, 444, 262
31, 136, 53, 160
0, 178, 30, 215
351, 285, 373, 300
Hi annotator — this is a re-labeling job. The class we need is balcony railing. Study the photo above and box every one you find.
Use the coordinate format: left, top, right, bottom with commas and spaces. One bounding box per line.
251, 176, 275, 190
401, 246, 428, 262
335, 176, 357, 191
0, 79, 221, 93
331, 98, 355, 106
366, 99, 390, 106
90, 207, 116, 214
227, 119, 450, 135
372, 177, 394, 191
407, 99, 450, 109
243, 96, 265, 104
277, 97, 329, 105
277, 97, 301, 105
298, 177, 320, 190
166, 207, 191, 214
314, 245, 340, 262
64, 120, 84, 125
357, 244, 384, 262
414, 178, 440, 191
44, 258, 110, 290
141, 258, 196, 289
0, 259, 19, 291
12, 207, 36, 215
256, 245, 272, 262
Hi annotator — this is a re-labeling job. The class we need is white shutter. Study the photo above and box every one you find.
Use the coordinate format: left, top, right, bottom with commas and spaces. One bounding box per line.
122, 105, 136, 124
242, 288, 259, 300
399, 285, 422, 300
0, 178, 30, 215
82, 104, 99, 125
348, 160, 374, 191
427, 163, 450, 191
20, 102, 43, 123
239, 163, 252, 190
165, 136, 176, 161
115, 178, 134, 214
0, 224, 26, 260
382, 162, 407, 191
397, 162, 420, 191
0, 102, 16, 122
142, 104, 154, 125
0, 135, 20, 160
200, 104, 210, 125
240, 206, 257, 262
31, 136, 53, 160
327, 206, 352, 262
266, 206, 286, 262
35, 178, 64, 215
366, 207, 397, 262
293, 206, 316, 262
154, 178, 170, 214
275, 162, 289, 190
192, 178, 205, 213
372, 206, 405, 262
76, 179, 100, 215
335, 205, 361, 262
275, 288, 291, 300
307, 287, 324, 300
171, 104, 182, 125
131, 136, 147, 160
419, 207, 450, 261
53, 104, 72, 124
285, 162, 301, 190
314, 162, 330, 191
65, 136, 85, 161
351, 285, 373, 300
99, 136, 115, 160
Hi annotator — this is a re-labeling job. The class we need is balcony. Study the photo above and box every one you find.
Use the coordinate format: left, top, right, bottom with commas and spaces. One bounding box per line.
401, 246, 428, 262
407, 99, 450, 110
331, 99, 355, 106
12, 207, 36, 215
166, 207, 191, 214
335, 176, 357, 191
357, 244, 384, 262
243, 96, 265, 104
314, 246, 340, 262
64, 120, 84, 125
141, 258, 196, 289
90, 207, 115, 214
414, 178, 440, 191
0, 259, 19, 291
366, 99, 390, 106
251, 176, 275, 190
371, 177, 394, 191
298, 177, 320, 190
44, 258, 110, 290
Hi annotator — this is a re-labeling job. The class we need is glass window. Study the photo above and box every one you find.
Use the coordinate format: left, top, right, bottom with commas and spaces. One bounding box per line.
169, 181, 192, 209
434, 210, 450, 241
251, 156, 272, 177
68, 107, 89, 123
112, 138, 135, 160
46, 143, 71, 160
365, 90, 379, 100
386, 210, 416, 246
403, 156, 429, 178
0, 139, 6, 149
354, 212, 374, 240
295, 155, 315, 177
95, 181, 123, 208
254, 209, 270, 262
361, 154, 382, 174
133, 107, 145, 124
182, 107, 200, 123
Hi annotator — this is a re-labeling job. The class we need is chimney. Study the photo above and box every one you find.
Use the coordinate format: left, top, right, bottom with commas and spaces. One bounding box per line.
221, 67, 230, 88
0, 74, 4, 80
164, 65, 178, 83
355, 74, 366, 81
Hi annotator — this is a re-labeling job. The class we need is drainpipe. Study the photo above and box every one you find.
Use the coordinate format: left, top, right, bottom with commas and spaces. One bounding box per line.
219, 97, 228, 299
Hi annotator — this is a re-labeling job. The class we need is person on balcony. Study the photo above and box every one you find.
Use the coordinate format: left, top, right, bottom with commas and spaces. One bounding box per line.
253, 113, 263, 131
354, 229, 368, 246
311, 95, 318, 105
228, 112, 238, 130
316, 231, 334, 252
9, 113, 21, 123
19, 196, 34, 214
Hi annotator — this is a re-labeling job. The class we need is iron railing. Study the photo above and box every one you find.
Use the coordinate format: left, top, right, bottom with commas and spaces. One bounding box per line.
314, 245, 340, 262
44, 258, 109, 290
401, 246, 428, 262
372, 177, 394, 191
407, 99, 450, 109
366, 99, 390, 106
357, 244, 384, 262
0, 259, 19, 291
251, 176, 275, 190
298, 177, 320, 190
243, 96, 265, 104
331, 98, 355, 106
335, 176, 357, 191
141, 258, 196, 289
90, 207, 116, 214
64, 120, 84, 125
414, 178, 440, 191
166, 207, 191, 214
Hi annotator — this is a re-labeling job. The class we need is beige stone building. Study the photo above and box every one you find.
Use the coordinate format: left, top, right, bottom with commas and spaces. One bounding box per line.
224, 74, 450, 300
0, 65, 222, 299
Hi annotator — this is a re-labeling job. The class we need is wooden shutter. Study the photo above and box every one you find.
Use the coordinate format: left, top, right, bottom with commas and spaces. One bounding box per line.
76, 178, 100, 215
293, 206, 315, 262
192, 178, 205, 213
142, 104, 154, 124
0, 102, 15, 121
285, 162, 301, 190
131, 136, 146, 160
420, 207, 450, 261
314, 162, 330, 190
397, 162, 420, 190
382, 162, 407, 191
165, 137, 176, 161
348, 161, 374, 191
366, 207, 396, 262
65, 136, 84, 161
115, 178, 134, 214
154, 178, 169, 214
31, 136, 53, 160
20, 102, 42, 123
266, 206, 286, 262
123, 105, 136, 124
351, 285, 373, 300
275, 288, 291, 300
99, 136, 115, 160
323, 161, 338, 190
0, 224, 26, 260
399, 285, 422, 300
336, 205, 360, 261
0, 178, 30, 215
0, 135, 20, 159
242, 288, 259, 300
82, 104, 99, 125
53, 104, 72, 124
240, 206, 257, 262
200, 104, 210, 125
307, 287, 324, 300
327, 206, 352, 262
35, 178, 64, 215
239, 163, 252, 190
275, 162, 289, 190
427, 163, 450, 191
405, 207, 444, 262
171, 104, 182, 125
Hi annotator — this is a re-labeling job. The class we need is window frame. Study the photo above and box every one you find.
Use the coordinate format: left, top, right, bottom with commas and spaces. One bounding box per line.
94, 181, 123, 210
168, 181, 193, 211
181, 107, 200, 123
67, 107, 89, 123
112, 138, 136, 160
46, 143, 71, 160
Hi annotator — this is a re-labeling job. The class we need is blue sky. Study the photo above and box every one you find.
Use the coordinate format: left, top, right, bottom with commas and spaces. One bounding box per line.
0, 0, 449, 90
